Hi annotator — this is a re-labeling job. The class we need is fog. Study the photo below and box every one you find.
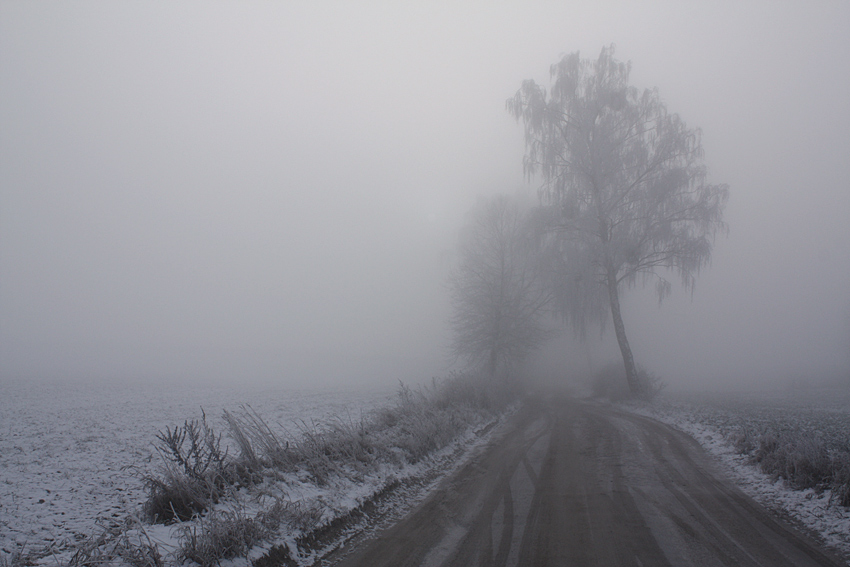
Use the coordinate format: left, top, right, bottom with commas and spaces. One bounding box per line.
2, 1, 849, 390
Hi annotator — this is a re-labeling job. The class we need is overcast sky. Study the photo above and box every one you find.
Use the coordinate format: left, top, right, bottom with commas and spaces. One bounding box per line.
2, 1, 849, 390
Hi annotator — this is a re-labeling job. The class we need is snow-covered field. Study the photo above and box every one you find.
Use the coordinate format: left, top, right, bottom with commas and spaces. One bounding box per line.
632, 387, 850, 559
8, 378, 848, 564
0, 379, 394, 562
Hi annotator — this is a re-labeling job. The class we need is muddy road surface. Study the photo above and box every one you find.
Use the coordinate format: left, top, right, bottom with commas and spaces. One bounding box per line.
328, 396, 845, 567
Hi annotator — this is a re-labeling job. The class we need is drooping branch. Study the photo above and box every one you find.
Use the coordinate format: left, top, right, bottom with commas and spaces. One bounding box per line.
508, 46, 728, 396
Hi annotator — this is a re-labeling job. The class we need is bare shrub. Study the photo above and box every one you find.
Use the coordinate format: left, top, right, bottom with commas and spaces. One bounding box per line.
175, 498, 320, 567
223, 405, 379, 485
373, 404, 400, 429
143, 464, 216, 523
144, 413, 231, 524
753, 430, 780, 463
218, 374, 495, 484
396, 381, 426, 413
155, 411, 227, 483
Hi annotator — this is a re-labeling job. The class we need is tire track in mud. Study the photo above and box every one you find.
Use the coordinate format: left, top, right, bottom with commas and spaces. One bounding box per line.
326, 397, 846, 567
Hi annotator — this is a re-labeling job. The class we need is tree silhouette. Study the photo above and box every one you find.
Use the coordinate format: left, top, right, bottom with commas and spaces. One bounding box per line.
508, 46, 728, 396
449, 194, 552, 377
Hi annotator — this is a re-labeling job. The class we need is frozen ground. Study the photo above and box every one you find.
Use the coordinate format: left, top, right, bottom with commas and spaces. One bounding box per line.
628, 387, 850, 559
8, 379, 847, 565
0, 379, 394, 562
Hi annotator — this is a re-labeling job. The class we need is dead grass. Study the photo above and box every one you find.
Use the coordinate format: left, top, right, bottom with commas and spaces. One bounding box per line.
175, 497, 323, 566
0, 545, 30, 567
733, 426, 850, 506
67, 517, 163, 567
215, 374, 495, 484
143, 413, 236, 524
143, 462, 221, 524
831, 456, 850, 507
139, 371, 502, 564
177, 506, 264, 566
222, 407, 289, 471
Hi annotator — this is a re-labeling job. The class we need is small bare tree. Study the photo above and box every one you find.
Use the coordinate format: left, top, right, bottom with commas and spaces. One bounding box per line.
508, 46, 728, 396
449, 194, 553, 377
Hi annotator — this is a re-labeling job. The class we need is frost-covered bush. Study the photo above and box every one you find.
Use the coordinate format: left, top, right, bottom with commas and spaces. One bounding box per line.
730, 423, 850, 505
144, 414, 232, 523
177, 507, 264, 566
831, 454, 850, 507
731, 426, 758, 455
142, 370, 501, 534
754, 431, 832, 491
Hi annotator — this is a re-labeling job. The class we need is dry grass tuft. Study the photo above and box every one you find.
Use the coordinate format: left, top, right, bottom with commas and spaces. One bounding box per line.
68, 518, 163, 567
733, 425, 850, 506
177, 507, 264, 566
143, 465, 218, 524
754, 430, 832, 490
222, 407, 290, 471
829, 452, 850, 507
0, 545, 30, 567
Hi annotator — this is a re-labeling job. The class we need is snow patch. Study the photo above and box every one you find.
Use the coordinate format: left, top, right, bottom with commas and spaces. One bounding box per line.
625, 396, 850, 559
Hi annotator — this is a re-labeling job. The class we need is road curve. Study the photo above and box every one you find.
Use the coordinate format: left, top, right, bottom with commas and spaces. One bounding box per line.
328, 395, 846, 567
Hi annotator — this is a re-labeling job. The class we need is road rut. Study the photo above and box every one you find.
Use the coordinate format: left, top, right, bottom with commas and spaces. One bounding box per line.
328, 396, 845, 566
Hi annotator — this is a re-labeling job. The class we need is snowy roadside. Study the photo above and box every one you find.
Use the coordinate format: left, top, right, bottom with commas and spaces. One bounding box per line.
0, 381, 393, 563
3, 380, 515, 567
623, 399, 850, 559
247, 406, 515, 567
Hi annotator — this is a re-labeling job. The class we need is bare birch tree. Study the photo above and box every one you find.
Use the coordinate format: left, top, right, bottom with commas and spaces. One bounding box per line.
449, 194, 552, 377
507, 46, 728, 396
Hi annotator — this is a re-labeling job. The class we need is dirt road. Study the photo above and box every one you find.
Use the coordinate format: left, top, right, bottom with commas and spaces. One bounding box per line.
329, 396, 845, 566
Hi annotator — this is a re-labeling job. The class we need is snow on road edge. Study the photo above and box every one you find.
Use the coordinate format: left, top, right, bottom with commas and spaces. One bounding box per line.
624, 402, 850, 560
119, 404, 515, 567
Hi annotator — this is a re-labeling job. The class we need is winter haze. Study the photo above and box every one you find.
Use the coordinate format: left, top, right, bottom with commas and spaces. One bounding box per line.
2, 1, 849, 390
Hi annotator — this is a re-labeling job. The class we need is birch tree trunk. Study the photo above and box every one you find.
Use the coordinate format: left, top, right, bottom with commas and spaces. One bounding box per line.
606, 265, 640, 395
